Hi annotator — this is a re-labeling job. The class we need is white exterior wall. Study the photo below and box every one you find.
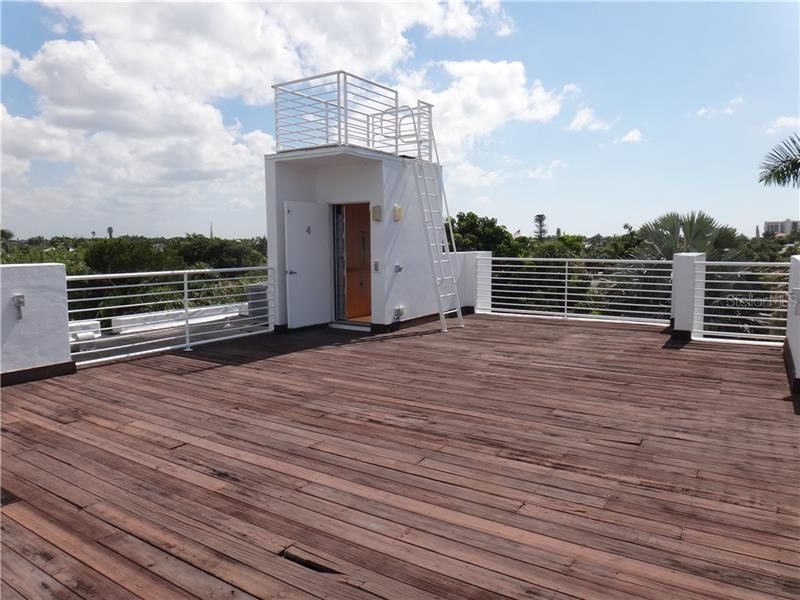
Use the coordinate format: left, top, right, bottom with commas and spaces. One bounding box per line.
266, 147, 469, 328
1, 263, 71, 374
787, 255, 800, 385
372, 158, 441, 324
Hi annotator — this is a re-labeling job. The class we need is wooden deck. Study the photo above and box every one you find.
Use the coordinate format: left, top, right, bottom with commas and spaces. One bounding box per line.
2, 314, 798, 600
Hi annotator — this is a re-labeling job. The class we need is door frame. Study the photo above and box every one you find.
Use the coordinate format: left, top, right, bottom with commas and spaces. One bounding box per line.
332, 202, 372, 324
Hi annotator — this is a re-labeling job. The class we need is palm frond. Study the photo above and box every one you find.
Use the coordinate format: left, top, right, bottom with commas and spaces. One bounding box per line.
759, 133, 800, 188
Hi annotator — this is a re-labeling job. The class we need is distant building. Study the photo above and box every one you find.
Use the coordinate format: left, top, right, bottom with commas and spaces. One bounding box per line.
763, 219, 800, 236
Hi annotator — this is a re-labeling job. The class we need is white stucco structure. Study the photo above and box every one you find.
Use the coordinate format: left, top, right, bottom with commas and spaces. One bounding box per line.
786, 255, 800, 390
266, 146, 477, 329
1, 263, 72, 376
670, 252, 706, 335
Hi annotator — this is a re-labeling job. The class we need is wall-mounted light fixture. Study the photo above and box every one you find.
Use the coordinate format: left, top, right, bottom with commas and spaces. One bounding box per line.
392, 204, 403, 222
371, 205, 382, 222
12, 294, 25, 319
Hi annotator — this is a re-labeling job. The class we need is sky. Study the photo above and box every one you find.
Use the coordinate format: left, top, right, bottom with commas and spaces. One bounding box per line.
1, 1, 798, 240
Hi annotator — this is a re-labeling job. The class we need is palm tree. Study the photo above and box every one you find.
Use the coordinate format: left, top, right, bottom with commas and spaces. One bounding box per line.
638, 211, 743, 260
759, 133, 800, 188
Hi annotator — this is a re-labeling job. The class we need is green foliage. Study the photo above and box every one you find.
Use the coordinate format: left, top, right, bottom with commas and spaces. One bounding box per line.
533, 214, 548, 240
84, 237, 184, 273
2, 234, 267, 275
450, 212, 524, 257
637, 211, 745, 260
759, 133, 800, 188
166, 234, 266, 269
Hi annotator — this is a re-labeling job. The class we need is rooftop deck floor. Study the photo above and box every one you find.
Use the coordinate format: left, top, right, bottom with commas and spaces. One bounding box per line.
2, 315, 798, 600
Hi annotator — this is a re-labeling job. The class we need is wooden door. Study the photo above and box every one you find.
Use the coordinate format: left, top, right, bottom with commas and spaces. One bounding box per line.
345, 204, 371, 319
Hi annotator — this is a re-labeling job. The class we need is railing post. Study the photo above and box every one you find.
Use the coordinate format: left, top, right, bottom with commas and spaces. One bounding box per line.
183, 272, 192, 351
784, 255, 800, 392
563, 259, 569, 317
342, 72, 348, 145
394, 94, 399, 156
337, 72, 342, 145
274, 90, 280, 152
670, 252, 705, 340
325, 102, 330, 145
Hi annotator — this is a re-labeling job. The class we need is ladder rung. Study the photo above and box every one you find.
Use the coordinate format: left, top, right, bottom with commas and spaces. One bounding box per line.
443, 309, 461, 315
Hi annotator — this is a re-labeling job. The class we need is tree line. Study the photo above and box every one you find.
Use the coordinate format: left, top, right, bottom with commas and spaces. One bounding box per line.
0, 233, 267, 276
449, 211, 799, 262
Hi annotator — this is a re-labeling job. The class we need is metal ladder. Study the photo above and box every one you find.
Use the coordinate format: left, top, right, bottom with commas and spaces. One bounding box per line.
413, 158, 464, 332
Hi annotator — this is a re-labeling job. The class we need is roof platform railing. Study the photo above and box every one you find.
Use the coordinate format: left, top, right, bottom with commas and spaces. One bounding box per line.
273, 70, 436, 162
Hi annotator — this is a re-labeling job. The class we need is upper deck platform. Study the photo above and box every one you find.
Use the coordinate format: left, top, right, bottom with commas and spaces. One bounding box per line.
2, 315, 798, 599
273, 71, 437, 162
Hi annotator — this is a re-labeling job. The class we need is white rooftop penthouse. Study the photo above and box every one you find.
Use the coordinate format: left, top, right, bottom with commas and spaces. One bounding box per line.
266, 71, 484, 332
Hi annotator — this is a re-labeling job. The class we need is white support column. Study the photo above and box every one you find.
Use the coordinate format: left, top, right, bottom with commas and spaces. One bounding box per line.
784, 255, 800, 392
670, 252, 706, 340
475, 255, 493, 314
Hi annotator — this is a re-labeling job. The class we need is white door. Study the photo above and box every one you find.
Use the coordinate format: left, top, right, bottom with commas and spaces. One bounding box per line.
285, 201, 333, 328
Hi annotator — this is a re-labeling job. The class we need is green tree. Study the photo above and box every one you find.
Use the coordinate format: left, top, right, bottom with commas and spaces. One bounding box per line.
533, 214, 548, 240
759, 133, 800, 188
84, 237, 184, 273
449, 212, 522, 256
638, 211, 744, 260
1, 229, 13, 254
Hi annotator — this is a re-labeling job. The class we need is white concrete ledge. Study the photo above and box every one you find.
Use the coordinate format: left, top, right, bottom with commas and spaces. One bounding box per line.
110, 303, 248, 334
69, 319, 101, 342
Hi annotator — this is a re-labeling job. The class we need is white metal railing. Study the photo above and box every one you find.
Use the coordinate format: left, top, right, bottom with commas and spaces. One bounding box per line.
66, 267, 274, 366
477, 257, 673, 324
694, 260, 790, 344
273, 71, 435, 161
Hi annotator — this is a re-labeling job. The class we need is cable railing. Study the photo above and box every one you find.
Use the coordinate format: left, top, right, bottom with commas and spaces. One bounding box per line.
477, 257, 673, 324
66, 266, 274, 366
694, 261, 790, 343
273, 71, 435, 161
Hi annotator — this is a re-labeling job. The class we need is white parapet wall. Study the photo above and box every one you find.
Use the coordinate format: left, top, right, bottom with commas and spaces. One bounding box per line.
785, 255, 800, 392
1, 263, 74, 384
454, 251, 491, 311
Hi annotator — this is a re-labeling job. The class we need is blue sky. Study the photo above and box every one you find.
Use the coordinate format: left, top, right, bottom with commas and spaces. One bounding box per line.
2, 1, 798, 239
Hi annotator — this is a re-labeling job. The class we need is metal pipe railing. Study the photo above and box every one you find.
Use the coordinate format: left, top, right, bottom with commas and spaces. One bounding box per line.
273, 71, 435, 161
66, 266, 274, 366
476, 256, 674, 324
695, 260, 790, 343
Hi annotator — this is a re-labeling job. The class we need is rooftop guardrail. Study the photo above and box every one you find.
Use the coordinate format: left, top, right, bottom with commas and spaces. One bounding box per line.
273, 71, 435, 161
66, 266, 274, 365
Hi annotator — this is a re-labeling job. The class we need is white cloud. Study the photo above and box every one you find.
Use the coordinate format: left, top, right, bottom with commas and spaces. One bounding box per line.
1, 45, 20, 75
522, 159, 566, 181
449, 161, 506, 188
694, 96, 744, 119
766, 116, 800, 134
3, 2, 517, 234
619, 128, 643, 143
567, 106, 612, 132
397, 60, 575, 163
